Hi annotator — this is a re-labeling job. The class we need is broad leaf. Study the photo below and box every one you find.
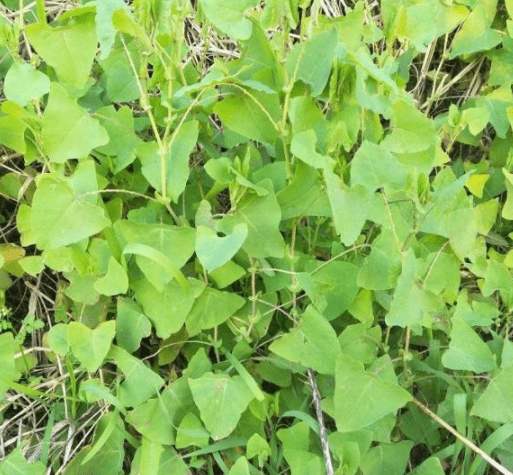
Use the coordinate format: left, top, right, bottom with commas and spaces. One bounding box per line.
351, 140, 408, 193
269, 304, 341, 375
138, 121, 199, 202
286, 28, 338, 96
4, 62, 50, 107
199, 0, 260, 40
26, 13, 97, 89
42, 83, 109, 162
108, 345, 164, 407
196, 223, 248, 272
94, 257, 129, 296
189, 373, 254, 440
185, 286, 246, 336
470, 365, 513, 422
67, 321, 116, 373
0, 447, 46, 475
441, 317, 497, 373
116, 297, 151, 353
0, 332, 21, 398
31, 174, 110, 250
334, 354, 411, 432
133, 277, 206, 339
218, 179, 285, 258
214, 91, 280, 145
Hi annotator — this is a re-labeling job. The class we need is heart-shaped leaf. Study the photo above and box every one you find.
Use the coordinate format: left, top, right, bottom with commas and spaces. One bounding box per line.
67, 321, 116, 373
195, 223, 248, 272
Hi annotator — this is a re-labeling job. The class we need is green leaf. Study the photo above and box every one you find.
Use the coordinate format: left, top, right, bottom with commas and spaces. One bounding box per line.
47, 323, 70, 356
176, 413, 210, 448
449, 0, 502, 58
67, 321, 116, 373
196, 223, 248, 272
0, 447, 45, 475
228, 457, 250, 475
218, 179, 285, 258
116, 297, 151, 354
351, 141, 408, 193
133, 277, 206, 339
277, 161, 330, 219
441, 317, 497, 373
185, 286, 246, 336
115, 220, 195, 292
381, 99, 437, 154
334, 354, 411, 432
291, 129, 331, 169
297, 260, 359, 319
100, 39, 141, 102
127, 378, 195, 445
199, 0, 260, 40
108, 345, 164, 407
358, 230, 402, 290
323, 167, 368, 246
286, 28, 338, 97
470, 365, 513, 422
0, 116, 27, 153
31, 174, 110, 250
4, 62, 50, 107
26, 14, 97, 89
94, 257, 128, 296
138, 121, 199, 203
214, 90, 280, 145
95, 105, 141, 173
0, 332, 21, 398
410, 457, 446, 475
385, 249, 423, 332
96, 0, 129, 59
269, 304, 341, 375
42, 83, 109, 162
360, 441, 413, 475
189, 373, 254, 440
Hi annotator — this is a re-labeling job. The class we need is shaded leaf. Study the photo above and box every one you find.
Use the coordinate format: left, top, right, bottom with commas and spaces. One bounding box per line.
189, 373, 254, 440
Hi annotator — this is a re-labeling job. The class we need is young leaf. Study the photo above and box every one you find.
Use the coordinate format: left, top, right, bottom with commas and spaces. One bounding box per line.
108, 345, 164, 407
218, 179, 285, 258
94, 257, 129, 296
214, 91, 280, 145
195, 223, 248, 272
334, 354, 411, 432
115, 298, 151, 354
199, 0, 260, 40
470, 365, 513, 422
441, 317, 497, 373
189, 373, 254, 440
132, 277, 206, 339
42, 83, 109, 163
4, 62, 50, 107
138, 121, 199, 203
351, 141, 408, 193
269, 304, 341, 375
185, 287, 246, 336
385, 249, 423, 332
67, 321, 116, 373
286, 28, 338, 97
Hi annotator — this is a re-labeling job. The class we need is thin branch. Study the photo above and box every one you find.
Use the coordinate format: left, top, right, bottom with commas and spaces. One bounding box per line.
308, 369, 334, 475
412, 397, 513, 475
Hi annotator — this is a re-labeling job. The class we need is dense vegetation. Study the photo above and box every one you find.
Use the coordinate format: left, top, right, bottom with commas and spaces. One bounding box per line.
1, 0, 513, 474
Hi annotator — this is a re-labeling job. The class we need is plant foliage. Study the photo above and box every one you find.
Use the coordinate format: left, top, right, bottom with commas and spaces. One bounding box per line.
1, 0, 513, 474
